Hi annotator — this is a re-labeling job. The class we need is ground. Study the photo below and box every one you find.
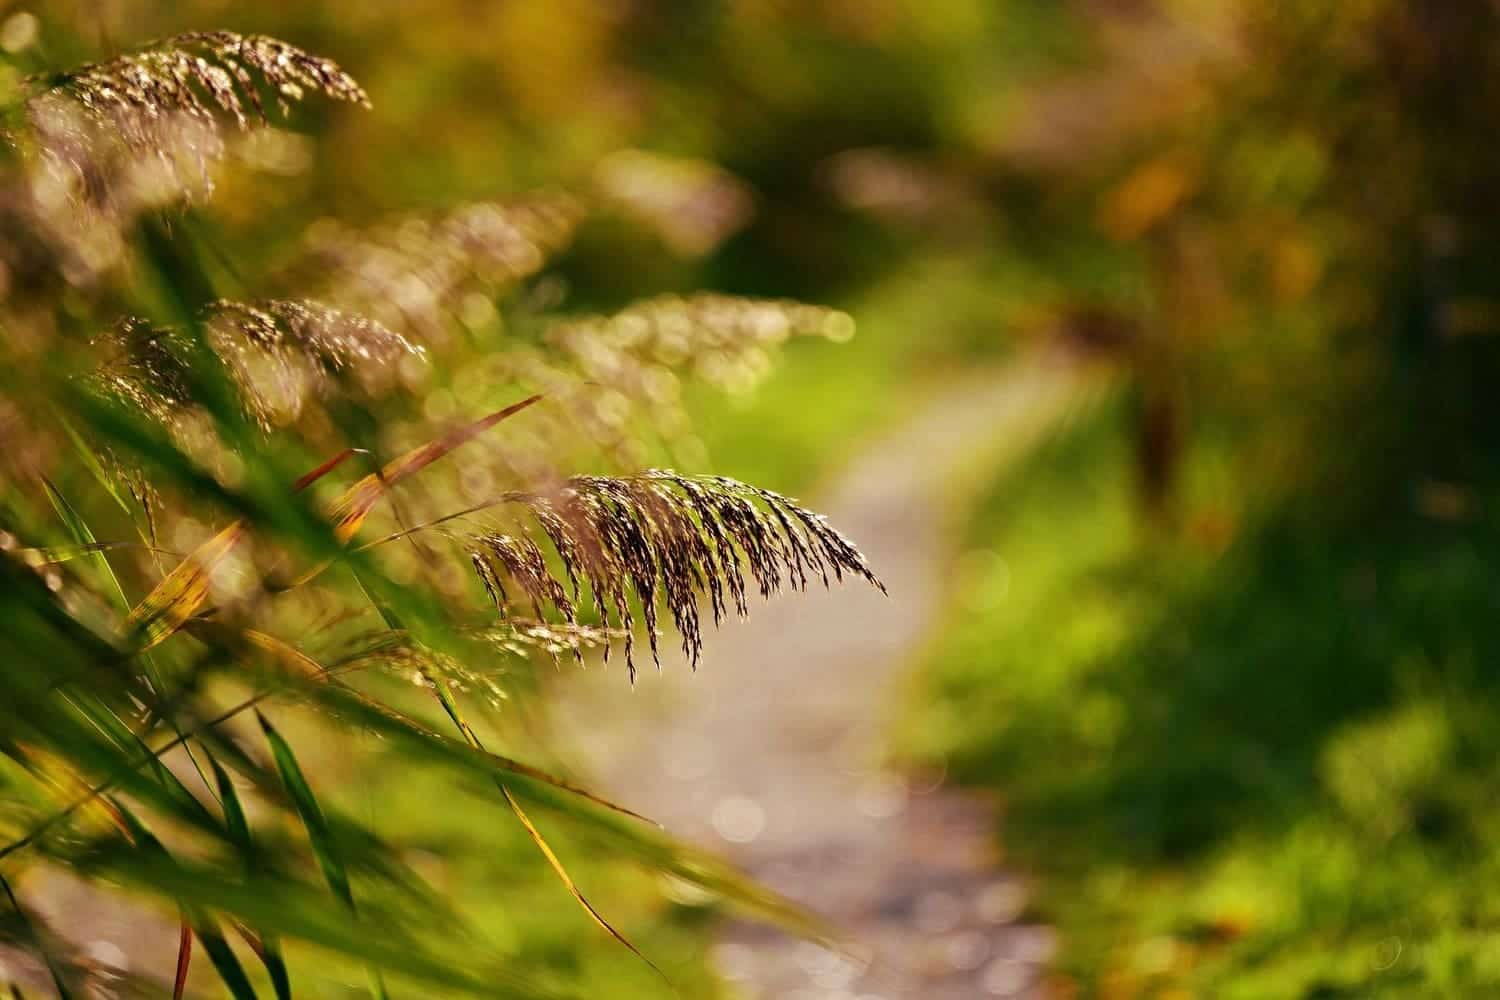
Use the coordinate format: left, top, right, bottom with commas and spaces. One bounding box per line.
554, 347, 1087, 998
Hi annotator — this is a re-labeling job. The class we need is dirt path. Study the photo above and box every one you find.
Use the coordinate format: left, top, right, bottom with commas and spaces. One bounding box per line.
555, 348, 1086, 998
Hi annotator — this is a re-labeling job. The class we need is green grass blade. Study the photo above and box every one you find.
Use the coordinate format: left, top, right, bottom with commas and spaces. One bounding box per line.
64, 693, 217, 829
71, 844, 567, 998
210, 754, 252, 852
211, 756, 293, 1000
230, 923, 293, 1000
257, 712, 352, 908
41, 477, 130, 614
193, 916, 260, 1000
258, 711, 391, 997
55, 413, 134, 519
41, 477, 222, 802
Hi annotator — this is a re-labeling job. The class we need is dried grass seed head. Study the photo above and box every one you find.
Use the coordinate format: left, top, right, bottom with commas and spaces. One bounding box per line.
464, 472, 883, 681
87, 298, 425, 432
292, 191, 584, 342
480, 294, 857, 476
12, 32, 367, 288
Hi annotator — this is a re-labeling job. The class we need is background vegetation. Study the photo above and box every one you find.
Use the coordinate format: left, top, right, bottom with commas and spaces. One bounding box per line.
6, 1, 1500, 997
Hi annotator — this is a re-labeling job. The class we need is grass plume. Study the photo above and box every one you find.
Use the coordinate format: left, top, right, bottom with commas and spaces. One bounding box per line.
464, 471, 884, 678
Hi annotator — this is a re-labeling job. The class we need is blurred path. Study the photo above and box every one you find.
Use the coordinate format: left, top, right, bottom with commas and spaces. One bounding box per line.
557, 347, 1088, 999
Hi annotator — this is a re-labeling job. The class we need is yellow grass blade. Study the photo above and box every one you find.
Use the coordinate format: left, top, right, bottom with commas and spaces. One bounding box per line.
119, 443, 360, 653
123, 520, 245, 652
499, 785, 667, 985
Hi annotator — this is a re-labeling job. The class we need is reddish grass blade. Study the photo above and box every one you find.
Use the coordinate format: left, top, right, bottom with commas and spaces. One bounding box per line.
329, 394, 542, 542
292, 447, 361, 493
120, 443, 361, 651
173, 922, 192, 1000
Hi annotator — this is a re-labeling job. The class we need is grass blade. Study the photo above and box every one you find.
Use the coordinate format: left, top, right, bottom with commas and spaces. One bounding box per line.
55, 413, 134, 519
257, 712, 351, 907
72, 843, 566, 998
292, 447, 361, 493
107, 807, 255, 1000
402, 634, 665, 982
42, 478, 131, 614
48, 476, 223, 803
329, 395, 541, 542
16, 541, 175, 566
347, 575, 663, 979
63, 693, 218, 830
210, 754, 251, 852
258, 711, 387, 997
173, 921, 192, 1000
210, 754, 293, 1000
193, 916, 260, 1000
122, 520, 245, 652
229, 922, 292, 1000
500, 785, 667, 983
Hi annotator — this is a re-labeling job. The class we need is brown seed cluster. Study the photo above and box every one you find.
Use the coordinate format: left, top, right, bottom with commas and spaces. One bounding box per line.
11, 32, 367, 289
466, 471, 883, 681
30, 30, 367, 147
487, 293, 857, 474
87, 298, 423, 431
593, 149, 754, 257
291, 192, 585, 342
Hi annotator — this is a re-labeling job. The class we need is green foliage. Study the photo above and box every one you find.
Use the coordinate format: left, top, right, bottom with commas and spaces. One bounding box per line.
905, 396, 1500, 996
11, 1, 1500, 996
0, 21, 883, 999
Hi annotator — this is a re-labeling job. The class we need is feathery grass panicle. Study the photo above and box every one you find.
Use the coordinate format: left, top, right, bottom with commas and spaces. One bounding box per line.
204, 298, 425, 425
593, 149, 754, 257
291, 192, 585, 341
88, 298, 425, 431
464, 471, 883, 680
547, 293, 855, 398
326, 622, 622, 704
28, 31, 367, 149
11, 32, 367, 289
486, 294, 857, 474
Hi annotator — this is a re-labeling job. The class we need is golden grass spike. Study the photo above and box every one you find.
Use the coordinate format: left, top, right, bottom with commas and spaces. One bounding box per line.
32, 30, 368, 138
